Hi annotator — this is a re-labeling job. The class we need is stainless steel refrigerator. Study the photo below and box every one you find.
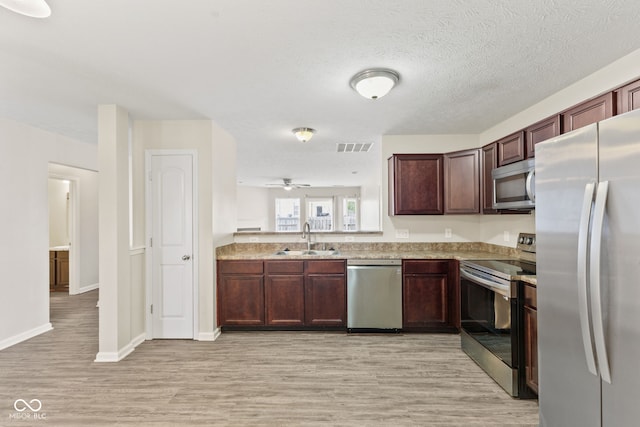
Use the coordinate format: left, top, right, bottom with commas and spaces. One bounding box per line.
536, 107, 640, 426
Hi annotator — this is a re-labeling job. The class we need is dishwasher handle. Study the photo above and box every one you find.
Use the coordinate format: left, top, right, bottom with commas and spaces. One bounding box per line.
347, 259, 402, 266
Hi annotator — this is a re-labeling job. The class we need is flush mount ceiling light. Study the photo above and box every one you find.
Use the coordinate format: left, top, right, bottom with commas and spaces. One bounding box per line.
0, 0, 51, 18
350, 68, 400, 100
292, 127, 316, 143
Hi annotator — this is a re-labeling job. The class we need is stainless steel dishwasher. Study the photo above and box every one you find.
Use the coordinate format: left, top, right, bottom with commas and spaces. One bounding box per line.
347, 259, 403, 332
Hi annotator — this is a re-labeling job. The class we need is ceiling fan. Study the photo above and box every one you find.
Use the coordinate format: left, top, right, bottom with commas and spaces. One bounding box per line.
266, 178, 311, 191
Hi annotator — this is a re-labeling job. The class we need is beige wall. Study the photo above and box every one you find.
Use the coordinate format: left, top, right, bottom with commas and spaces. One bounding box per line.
0, 116, 97, 350
133, 119, 236, 338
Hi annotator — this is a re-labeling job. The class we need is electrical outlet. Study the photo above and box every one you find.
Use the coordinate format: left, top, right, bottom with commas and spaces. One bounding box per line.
503, 231, 510, 242
344, 235, 355, 242
445, 228, 452, 238
396, 229, 409, 239
249, 237, 260, 243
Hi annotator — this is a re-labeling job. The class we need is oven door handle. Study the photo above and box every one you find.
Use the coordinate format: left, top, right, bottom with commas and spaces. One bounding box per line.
460, 268, 510, 298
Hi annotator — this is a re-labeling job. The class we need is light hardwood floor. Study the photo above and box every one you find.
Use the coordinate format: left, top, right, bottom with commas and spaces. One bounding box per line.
0, 291, 539, 426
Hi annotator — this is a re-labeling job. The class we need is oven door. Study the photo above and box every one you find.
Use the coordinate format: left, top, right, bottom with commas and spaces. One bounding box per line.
460, 266, 517, 369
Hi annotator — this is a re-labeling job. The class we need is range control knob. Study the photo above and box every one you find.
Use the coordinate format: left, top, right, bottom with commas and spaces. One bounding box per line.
518, 236, 526, 244
525, 237, 533, 245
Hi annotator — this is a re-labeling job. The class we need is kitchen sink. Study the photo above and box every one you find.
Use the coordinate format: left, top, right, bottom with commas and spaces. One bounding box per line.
274, 249, 340, 256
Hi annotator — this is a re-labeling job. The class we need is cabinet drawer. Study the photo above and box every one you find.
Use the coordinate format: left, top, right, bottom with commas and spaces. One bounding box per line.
265, 260, 304, 274
219, 260, 263, 274
56, 251, 69, 260
402, 260, 449, 274
305, 260, 345, 274
523, 283, 537, 309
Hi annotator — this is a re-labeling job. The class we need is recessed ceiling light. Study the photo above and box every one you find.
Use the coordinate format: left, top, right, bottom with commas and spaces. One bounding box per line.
350, 68, 400, 100
0, 0, 51, 18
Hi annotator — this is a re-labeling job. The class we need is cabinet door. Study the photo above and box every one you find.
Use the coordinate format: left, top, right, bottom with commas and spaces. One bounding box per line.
56, 251, 69, 289
304, 274, 346, 327
526, 115, 561, 159
481, 143, 498, 214
49, 251, 56, 290
444, 149, 480, 214
523, 283, 538, 394
265, 274, 305, 326
218, 274, 265, 326
388, 154, 444, 215
524, 305, 538, 394
616, 79, 640, 114
403, 274, 448, 329
562, 92, 615, 132
496, 131, 525, 166
402, 260, 458, 332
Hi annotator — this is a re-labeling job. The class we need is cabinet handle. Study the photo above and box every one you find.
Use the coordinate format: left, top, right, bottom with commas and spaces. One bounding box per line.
182, 255, 191, 261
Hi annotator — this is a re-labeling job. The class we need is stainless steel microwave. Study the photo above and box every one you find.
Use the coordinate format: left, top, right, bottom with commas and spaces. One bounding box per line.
491, 158, 535, 210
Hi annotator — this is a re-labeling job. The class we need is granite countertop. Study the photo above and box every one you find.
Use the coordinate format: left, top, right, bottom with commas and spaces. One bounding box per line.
216, 242, 537, 285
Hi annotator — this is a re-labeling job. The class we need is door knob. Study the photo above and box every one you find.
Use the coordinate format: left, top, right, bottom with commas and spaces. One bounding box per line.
182, 255, 191, 261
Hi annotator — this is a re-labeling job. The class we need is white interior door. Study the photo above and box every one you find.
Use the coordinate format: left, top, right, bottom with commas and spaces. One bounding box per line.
150, 154, 194, 338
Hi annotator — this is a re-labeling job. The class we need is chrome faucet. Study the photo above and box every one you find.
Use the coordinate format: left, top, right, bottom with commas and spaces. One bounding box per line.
302, 221, 312, 251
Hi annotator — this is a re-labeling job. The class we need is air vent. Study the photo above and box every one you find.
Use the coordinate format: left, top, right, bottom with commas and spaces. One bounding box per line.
337, 143, 373, 153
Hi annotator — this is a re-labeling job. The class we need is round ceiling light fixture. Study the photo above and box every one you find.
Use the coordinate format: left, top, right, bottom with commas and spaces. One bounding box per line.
0, 0, 51, 18
292, 127, 316, 143
350, 68, 400, 100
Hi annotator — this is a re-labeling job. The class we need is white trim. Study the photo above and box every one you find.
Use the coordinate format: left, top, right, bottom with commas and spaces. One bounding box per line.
72, 282, 99, 295
94, 332, 145, 363
0, 323, 53, 351
145, 150, 199, 340
198, 328, 221, 341
129, 246, 145, 256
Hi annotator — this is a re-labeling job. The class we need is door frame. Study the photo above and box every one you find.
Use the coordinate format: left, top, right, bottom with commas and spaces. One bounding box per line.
48, 172, 80, 295
144, 149, 199, 339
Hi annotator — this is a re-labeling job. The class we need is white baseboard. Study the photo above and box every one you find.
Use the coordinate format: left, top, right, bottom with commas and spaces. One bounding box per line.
72, 283, 99, 295
94, 332, 146, 363
198, 328, 221, 341
0, 323, 53, 351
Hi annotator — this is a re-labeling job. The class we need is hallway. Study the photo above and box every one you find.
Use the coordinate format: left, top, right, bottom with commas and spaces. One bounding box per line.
0, 291, 538, 426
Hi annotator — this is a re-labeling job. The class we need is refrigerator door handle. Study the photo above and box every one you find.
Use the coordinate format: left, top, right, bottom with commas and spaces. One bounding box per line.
590, 180, 612, 384
577, 182, 598, 376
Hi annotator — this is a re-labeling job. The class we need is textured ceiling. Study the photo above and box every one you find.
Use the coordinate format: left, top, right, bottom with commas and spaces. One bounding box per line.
2, 0, 640, 187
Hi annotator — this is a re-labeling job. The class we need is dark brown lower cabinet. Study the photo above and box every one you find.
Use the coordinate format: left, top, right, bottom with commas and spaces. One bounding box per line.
217, 260, 265, 326
265, 261, 304, 326
402, 260, 459, 332
50, 250, 69, 292
304, 260, 346, 327
218, 259, 346, 329
523, 283, 538, 394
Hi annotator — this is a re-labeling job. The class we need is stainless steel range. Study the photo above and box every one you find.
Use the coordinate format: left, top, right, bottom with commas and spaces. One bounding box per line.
459, 233, 536, 398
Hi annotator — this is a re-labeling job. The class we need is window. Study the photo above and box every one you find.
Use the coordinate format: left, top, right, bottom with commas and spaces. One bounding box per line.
306, 198, 333, 231
343, 197, 358, 231
275, 198, 300, 231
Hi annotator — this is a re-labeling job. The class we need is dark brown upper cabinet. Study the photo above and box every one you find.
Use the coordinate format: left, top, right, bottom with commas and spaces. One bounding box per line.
444, 149, 480, 214
525, 115, 561, 159
496, 131, 526, 166
388, 154, 444, 215
616, 79, 640, 114
481, 143, 498, 214
562, 92, 615, 132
